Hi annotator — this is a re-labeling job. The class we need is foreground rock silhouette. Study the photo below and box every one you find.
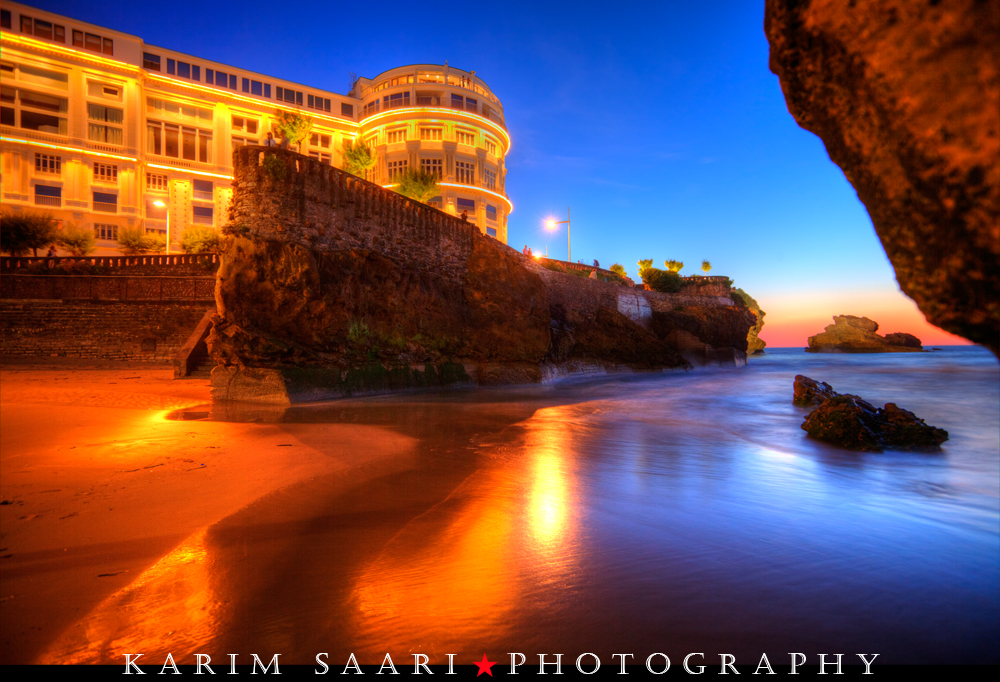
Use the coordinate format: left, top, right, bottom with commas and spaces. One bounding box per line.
806, 315, 924, 353
765, 0, 999, 355
793, 375, 948, 452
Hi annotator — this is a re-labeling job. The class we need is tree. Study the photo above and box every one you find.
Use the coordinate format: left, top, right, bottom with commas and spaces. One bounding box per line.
637, 258, 654, 278
0, 210, 59, 256
117, 225, 159, 255
609, 263, 627, 277
180, 225, 221, 254
342, 137, 377, 178
664, 259, 684, 273
393, 167, 439, 203
273, 109, 313, 150
56, 222, 97, 256
701, 259, 712, 275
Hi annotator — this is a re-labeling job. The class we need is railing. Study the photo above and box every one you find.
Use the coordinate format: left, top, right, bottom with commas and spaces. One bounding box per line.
192, 190, 213, 201
1, 126, 138, 157
359, 102, 506, 129
93, 201, 117, 213
34, 195, 61, 207
2, 254, 219, 270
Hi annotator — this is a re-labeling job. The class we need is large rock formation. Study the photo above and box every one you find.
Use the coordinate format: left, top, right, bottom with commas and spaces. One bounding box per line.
209, 148, 754, 403
806, 315, 923, 353
732, 287, 767, 354
793, 375, 949, 451
765, 0, 1000, 356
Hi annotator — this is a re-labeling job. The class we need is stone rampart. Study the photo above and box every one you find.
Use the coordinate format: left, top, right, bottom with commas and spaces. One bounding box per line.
1, 274, 215, 302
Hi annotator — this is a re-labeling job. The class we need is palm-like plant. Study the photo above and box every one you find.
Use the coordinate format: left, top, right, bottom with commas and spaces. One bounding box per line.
665, 259, 684, 273
701, 259, 712, 275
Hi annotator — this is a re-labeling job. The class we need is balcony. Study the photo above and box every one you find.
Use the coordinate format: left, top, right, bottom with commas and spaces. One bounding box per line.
34, 195, 61, 208
93, 201, 117, 213
360, 99, 506, 129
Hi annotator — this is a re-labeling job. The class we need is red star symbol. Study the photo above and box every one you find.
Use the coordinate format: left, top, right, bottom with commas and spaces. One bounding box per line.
474, 654, 497, 677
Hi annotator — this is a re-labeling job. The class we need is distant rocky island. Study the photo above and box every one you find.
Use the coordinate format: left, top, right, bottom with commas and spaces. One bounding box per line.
806, 315, 923, 353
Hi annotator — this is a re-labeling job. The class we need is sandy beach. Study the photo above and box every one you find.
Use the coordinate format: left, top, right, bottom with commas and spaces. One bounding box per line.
0, 363, 418, 664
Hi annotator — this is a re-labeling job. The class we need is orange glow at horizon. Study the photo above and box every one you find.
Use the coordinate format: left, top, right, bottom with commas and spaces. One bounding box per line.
757, 289, 973, 348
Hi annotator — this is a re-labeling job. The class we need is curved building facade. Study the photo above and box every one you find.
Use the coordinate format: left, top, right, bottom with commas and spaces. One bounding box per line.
353, 65, 510, 241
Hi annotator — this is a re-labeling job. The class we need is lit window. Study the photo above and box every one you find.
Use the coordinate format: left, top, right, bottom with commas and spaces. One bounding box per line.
146, 173, 168, 191
419, 128, 442, 141
455, 130, 475, 146
387, 160, 408, 180
455, 160, 475, 185
95, 223, 118, 240
231, 115, 259, 135
420, 158, 442, 178
309, 133, 331, 149
486, 139, 497, 156
147, 120, 212, 162
87, 103, 123, 145
308, 151, 331, 165
94, 163, 118, 182
386, 129, 407, 144
484, 169, 497, 190
34, 153, 61, 174
3, 87, 69, 135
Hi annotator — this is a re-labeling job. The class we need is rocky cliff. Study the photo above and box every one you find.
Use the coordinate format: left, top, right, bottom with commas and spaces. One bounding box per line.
209, 148, 755, 403
806, 315, 923, 353
732, 288, 767, 354
765, 0, 999, 355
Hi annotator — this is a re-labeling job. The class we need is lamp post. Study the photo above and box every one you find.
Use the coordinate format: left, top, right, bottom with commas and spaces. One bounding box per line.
153, 200, 170, 255
546, 207, 570, 262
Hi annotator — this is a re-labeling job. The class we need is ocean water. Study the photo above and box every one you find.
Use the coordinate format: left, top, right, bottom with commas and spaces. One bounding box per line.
128, 348, 1000, 664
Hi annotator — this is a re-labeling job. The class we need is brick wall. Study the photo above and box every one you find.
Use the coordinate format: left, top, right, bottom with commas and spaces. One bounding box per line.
1, 301, 211, 363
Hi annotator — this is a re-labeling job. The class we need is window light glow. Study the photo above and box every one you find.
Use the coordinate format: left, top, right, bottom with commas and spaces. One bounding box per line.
362, 107, 510, 152
146, 163, 232, 180
1, 33, 140, 73
382, 182, 513, 212
2, 136, 136, 162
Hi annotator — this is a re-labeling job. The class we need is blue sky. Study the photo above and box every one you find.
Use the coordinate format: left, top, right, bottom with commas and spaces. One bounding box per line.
32, 0, 963, 345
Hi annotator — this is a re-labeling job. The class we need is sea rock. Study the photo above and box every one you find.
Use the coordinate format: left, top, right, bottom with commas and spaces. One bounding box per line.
793, 375, 837, 407
795, 378, 948, 451
765, 0, 1000, 355
732, 288, 767, 355
806, 315, 923, 353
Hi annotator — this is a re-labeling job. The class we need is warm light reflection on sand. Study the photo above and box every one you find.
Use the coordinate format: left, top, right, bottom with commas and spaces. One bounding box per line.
349, 405, 581, 657
39, 528, 220, 664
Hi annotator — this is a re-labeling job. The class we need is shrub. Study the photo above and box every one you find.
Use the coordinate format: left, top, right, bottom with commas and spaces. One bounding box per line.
0, 209, 59, 256
341, 138, 377, 178
641, 267, 682, 293
542, 260, 566, 273
262, 154, 287, 181
609, 263, 627, 277
117, 225, 159, 255
273, 109, 313, 149
393, 167, 439, 203
56, 222, 97, 256
180, 225, 221, 254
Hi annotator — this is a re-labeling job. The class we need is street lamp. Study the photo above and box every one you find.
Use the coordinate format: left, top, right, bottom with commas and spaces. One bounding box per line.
152, 200, 170, 255
546, 207, 570, 262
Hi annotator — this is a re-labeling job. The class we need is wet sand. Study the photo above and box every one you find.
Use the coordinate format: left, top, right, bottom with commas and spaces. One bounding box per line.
0, 365, 418, 664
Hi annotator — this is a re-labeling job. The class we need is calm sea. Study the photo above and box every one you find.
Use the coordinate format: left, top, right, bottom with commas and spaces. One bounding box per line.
172, 347, 1000, 664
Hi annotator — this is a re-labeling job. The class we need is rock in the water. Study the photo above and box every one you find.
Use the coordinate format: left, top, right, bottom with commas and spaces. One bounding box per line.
793, 375, 837, 407
806, 315, 923, 353
795, 378, 949, 451
765, 0, 1000, 355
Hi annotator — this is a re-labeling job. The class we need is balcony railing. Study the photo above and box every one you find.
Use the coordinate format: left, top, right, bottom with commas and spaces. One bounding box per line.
360, 100, 505, 129
34, 195, 61, 207
93, 201, 117, 213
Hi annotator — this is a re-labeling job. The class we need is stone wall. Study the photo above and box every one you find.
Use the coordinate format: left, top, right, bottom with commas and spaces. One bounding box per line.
211, 147, 754, 402
1, 275, 215, 301
1, 300, 212, 363
2, 254, 219, 277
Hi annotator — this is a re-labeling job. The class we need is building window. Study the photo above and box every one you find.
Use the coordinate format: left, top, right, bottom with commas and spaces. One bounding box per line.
486, 226, 497, 238
93, 191, 117, 213
167, 59, 200, 81
192, 205, 214, 225
309, 133, 331, 149
232, 136, 256, 151
383, 92, 410, 110
486, 204, 497, 221
308, 151, 331, 165
241, 78, 265, 97
34, 184, 62, 207
143, 53, 161, 71
341, 102, 354, 117
1, 10, 10, 29
147, 121, 213, 163
73, 30, 112, 55
387, 160, 408, 180
420, 128, 442, 141
307, 95, 331, 112
87, 103, 124, 145
450, 94, 463, 109
2, 87, 68, 135
484, 169, 497, 191
192, 179, 213, 201
95, 223, 118, 241
455, 160, 475, 185
147, 173, 168, 191
276, 87, 302, 105
486, 139, 497, 156
87, 81, 121, 101
465, 97, 478, 113
386, 129, 407, 144
232, 115, 258, 135
147, 98, 212, 124
94, 163, 118, 183
420, 158, 442, 178
362, 100, 379, 117
206, 69, 236, 90
457, 198, 475, 211
19, 16, 66, 43
455, 130, 475, 146
35, 153, 61, 174
365, 135, 378, 150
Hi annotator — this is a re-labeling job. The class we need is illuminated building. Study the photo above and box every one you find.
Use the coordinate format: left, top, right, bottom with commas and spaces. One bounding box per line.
0, 2, 510, 251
